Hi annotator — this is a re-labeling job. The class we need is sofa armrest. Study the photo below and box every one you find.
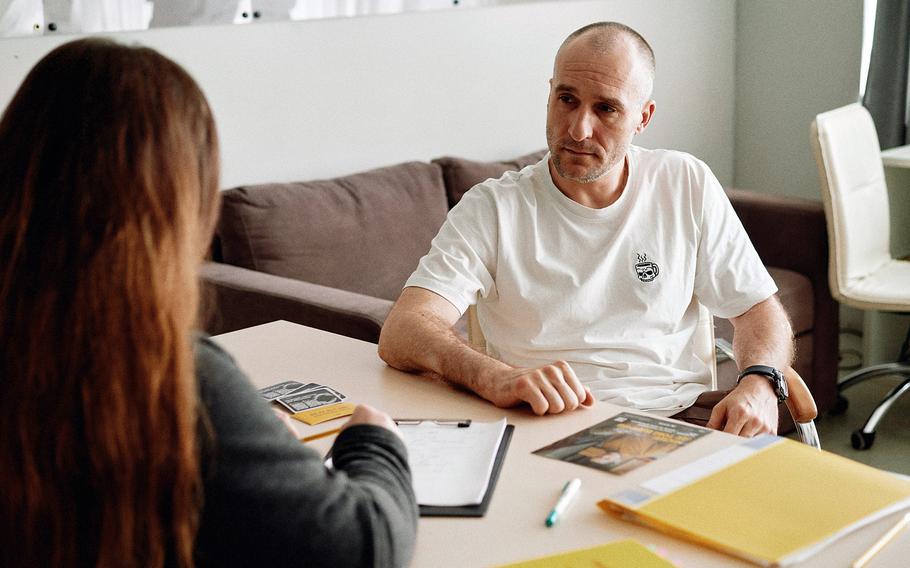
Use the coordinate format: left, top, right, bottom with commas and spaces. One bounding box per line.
724, 188, 839, 413
199, 262, 393, 343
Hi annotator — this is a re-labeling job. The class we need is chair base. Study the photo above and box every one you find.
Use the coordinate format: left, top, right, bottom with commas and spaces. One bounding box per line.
851, 429, 875, 450
836, 362, 910, 450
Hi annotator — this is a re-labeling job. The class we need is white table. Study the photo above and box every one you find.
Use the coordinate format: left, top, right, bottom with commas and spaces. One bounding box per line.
213, 320, 910, 567
881, 145, 910, 169
880, 144, 910, 261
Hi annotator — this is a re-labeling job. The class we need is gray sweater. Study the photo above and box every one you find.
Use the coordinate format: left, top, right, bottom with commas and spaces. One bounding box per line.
193, 337, 418, 567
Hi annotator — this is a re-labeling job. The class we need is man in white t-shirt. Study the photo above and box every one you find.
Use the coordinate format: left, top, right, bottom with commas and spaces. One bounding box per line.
378, 22, 793, 436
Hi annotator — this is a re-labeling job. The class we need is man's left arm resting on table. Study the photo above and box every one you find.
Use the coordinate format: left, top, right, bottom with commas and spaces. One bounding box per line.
706, 295, 794, 436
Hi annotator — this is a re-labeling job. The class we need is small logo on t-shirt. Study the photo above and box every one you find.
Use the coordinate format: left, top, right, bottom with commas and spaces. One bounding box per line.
634, 253, 660, 282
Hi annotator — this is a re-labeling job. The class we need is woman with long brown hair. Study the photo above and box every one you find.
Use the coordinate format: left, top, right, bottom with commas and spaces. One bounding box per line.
0, 38, 417, 567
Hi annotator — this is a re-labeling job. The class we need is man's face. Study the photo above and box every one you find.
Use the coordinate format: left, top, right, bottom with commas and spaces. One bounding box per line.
546, 36, 653, 186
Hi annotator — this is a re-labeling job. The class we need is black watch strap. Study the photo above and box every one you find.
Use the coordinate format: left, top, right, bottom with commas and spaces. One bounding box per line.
737, 364, 788, 403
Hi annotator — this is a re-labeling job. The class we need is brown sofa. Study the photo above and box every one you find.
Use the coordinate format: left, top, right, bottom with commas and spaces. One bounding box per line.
201, 151, 839, 414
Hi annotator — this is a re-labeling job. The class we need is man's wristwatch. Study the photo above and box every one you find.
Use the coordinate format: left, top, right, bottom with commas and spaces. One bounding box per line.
736, 365, 788, 403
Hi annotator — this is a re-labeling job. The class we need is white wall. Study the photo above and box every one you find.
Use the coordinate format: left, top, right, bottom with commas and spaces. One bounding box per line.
732, 1, 866, 353
0, 0, 736, 188
733, 0, 863, 200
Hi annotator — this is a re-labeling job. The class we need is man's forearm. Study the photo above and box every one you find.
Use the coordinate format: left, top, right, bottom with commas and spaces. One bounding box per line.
731, 295, 794, 371
708, 296, 793, 435
377, 307, 510, 397
379, 288, 593, 415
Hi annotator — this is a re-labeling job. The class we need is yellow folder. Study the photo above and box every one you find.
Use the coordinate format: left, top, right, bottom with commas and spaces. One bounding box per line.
493, 538, 677, 568
598, 435, 910, 567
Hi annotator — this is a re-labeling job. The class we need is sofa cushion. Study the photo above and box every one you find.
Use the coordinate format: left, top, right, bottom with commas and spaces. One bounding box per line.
433, 149, 548, 208
217, 162, 448, 301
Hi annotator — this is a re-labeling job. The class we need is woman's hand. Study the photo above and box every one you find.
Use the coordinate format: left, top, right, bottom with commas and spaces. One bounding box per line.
272, 408, 298, 436
342, 404, 401, 439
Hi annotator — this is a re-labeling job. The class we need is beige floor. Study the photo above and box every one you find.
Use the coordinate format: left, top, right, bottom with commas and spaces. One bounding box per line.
805, 374, 910, 474
784, 327, 910, 473
787, 325, 909, 474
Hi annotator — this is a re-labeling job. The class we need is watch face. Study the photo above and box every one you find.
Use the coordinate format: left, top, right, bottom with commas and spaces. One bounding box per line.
739, 366, 788, 401
768, 369, 787, 400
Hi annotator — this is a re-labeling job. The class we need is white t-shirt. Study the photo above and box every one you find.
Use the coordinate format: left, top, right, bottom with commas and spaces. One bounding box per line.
405, 146, 777, 413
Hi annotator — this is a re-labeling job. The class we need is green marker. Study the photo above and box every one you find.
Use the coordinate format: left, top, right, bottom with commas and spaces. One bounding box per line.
545, 478, 581, 527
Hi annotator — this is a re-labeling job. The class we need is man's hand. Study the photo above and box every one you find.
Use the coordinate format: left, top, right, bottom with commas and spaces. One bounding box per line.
706, 375, 779, 436
715, 295, 792, 437
476, 360, 595, 415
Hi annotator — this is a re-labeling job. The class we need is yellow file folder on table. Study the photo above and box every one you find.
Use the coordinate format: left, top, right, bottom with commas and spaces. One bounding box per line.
598, 435, 910, 567
494, 539, 677, 568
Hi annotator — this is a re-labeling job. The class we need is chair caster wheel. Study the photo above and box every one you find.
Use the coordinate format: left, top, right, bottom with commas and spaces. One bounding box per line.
830, 395, 849, 415
851, 430, 875, 450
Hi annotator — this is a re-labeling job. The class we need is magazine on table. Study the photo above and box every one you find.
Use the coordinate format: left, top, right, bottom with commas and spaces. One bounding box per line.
534, 412, 709, 475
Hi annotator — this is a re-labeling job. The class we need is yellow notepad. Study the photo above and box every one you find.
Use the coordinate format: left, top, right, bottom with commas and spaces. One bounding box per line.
598, 435, 910, 567
494, 538, 677, 568
293, 402, 355, 425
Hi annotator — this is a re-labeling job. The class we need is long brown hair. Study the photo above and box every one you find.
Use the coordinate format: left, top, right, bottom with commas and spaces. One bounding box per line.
0, 38, 220, 567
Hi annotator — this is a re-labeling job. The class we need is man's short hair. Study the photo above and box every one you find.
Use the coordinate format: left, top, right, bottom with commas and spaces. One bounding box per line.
559, 21, 655, 96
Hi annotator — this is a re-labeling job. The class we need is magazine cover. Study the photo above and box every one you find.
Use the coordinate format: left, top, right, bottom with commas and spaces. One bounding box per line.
533, 412, 709, 475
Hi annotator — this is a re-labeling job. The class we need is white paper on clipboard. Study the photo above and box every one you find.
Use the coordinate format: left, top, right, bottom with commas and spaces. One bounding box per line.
397, 418, 507, 507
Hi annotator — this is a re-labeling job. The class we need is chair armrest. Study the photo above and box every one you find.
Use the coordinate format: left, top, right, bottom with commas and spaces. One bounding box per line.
783, 366, 818, 424
199, 262, 393, 343
784, 366, 821, 449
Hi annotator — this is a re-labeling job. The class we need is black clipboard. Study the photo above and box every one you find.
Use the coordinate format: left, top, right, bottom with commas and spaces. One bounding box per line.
418, 424, 514, 517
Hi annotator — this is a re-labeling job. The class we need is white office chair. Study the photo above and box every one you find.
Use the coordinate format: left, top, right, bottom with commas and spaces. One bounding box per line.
466, 304, 821, 449
811, 103, 910, 450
